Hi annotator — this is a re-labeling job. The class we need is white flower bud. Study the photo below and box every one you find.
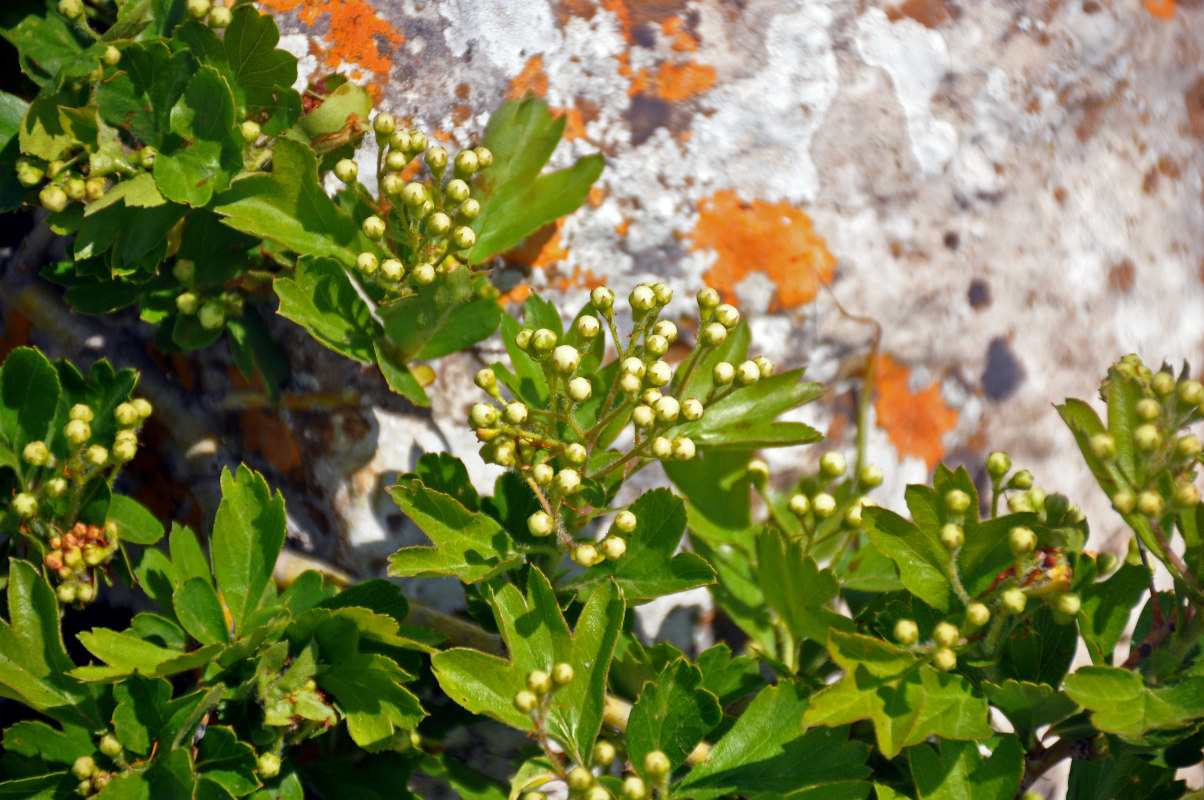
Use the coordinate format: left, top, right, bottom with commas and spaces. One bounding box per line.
618, 373, 642, 395
653, 320, 678, 342
681, 398, 703, 420
697, 287, 720, 310
568, 377, 592, 402
645, 334, 669, 357
614, 511, 637, 533
85, 446, 108, 466
672, 436, 696, 460
70, 405, 94, 423
356, 252, 379, 275
572, 544, 598, 567
601, 536, 626, 560
813, 493, 837, 518
788, 493, 810, 516
646, 361, 672, 387
621, 357, 646, 377
532, 329, 557, 353
361, 216, 386, 239
575, 315, 600, 338
381, 259, 405, 282
334, 159, 358, 183
23, 441, 51, 467
700, 322, 727, 346
555, 469, 581, 494
566, 443, 587, 464
820, 451, 847, 478
532, 464, 554, 485
412, 264, 436, 285
652, 282, 672, 304
446, 178, 470, 203
552, 345, 581, 375
64, 419, 91, 445
713, 362, 735, 385
469, 403, 498, 428
714, 304, 740, 328
427, 212, 452, 235
528, 511, 553, 537
754, 355, 774, 378
641, 388, 662, 406
736, 360, 760, 385
504, 403, 528, 425
650, 436, 672, 459
13, 493, 37, 518
654, 396, 680, 423
632, 405, 655, 428
630, 286, 656, 312
591, 287, 615, 312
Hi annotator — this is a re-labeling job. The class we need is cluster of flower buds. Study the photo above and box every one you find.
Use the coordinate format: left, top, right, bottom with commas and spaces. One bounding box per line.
184, 0, 236, 27
513, 663, 575, 717
345, 113, 492, 293
69, 731, 127, 796
171, 259, 247, 331
471, 285, 779, 564
519, 740, 664, 800
13, 398, 151, 603
787, 452, 882, 533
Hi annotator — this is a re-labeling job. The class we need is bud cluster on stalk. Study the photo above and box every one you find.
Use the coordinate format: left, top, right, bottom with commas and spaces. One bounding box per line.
10, 398, 152, 605
786, 450, 882, 536
343, 112, 493, 296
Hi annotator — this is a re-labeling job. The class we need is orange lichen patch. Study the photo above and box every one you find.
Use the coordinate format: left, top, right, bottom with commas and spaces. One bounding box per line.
598, 0, 687, 43
615, 218, 631, 236
588, 185, 606, 207
0, 309, 32, 361
691, 190, 836, 309
662, 17, 698, 51
654, 61, 716, 101
1146, 0, 1175, 17
260, 0, 403, 94
239, 409, 303, 479
509, 55, 548, 99
559, 107, 588, 141
873, 356, 959, 470
885, 0, 957, 28
553, 266, 606, 291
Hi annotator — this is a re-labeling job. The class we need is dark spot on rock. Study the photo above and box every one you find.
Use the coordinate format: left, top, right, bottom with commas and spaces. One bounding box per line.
633, 23, 657, 48
1082, 0, 1101, 11
1053, 186, 1068, 204
1186, 77, 1204, 139
455, 82, 470, 99
1143, 169, 1158, 194
968, 279, 990, 309
627, 93, 672, 146
982, 338, 1023, 401
943, 232, 960, 250
1108, 258, 1135, 293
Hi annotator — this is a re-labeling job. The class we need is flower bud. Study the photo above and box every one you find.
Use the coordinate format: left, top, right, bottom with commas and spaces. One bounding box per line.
813, 493, 836, 518
591, 287, 615, 312
736, 360, 760, 386
1175, 484, 1199, 507
939, 524, 964, 551
697, 287, 720, 310
753, 357, 774, 379
64, 419, 91, 446
713, 362, 735, 385
45, 477, 68, 498
552, 345, 581, 375
566, 443, 587, 465
894, 618, 919, 645
1054, 592, 1081, 617
59, 0, 85, 20
644, 750, 671, 779
681, 398, 703, 421
653, 320, 678, 342
64, 177, 87, 201
654, 396, 680, 423
933, 621, 959, 647
380, 259, 405, 282
532, 464, 554, 485
1008, 526, 1036, 556
575, 315, 600, 339
453, 150, 479, 178
22, 441, 51, 467
931, 647, 957, 672
531, 329, 557, 354
361, 216, 386, 239
1134, 424, 1161, 452
85, 445, 108, 466
648, 436, 672, 459
556, 469, 581, 494
504, 402, 528, 425
452, 226, 476, 250
630, 286, 656, 312
613, 511, 637, 534
515, 329, 533, 351
572, 543, 598, 567
622, 776, 647, 800
85, 178, 105, 200
1112, 490, 1135, 514
475, 368, 497, 392
373, 113, 396, 136
209, 5, 232, 27
567, 766, 594, 792
1179, 380, 1204, 406
401, 182, 427, 208
700, 322, 727, 346
409, 130, 428, 151
966, 603, 990, 628
552, 662, 575, 684
568, 377, 592, 403
652, 282, 672, 305
645, 334, 669, 358
1010, 470, 1033, 490
1001, 588, 1027, 614
385, 153, 410, 175
99, 734, 123, 758
646, 361, 672, 387
618, 373, 642, 395
382, 173, 405, 196
422, 212, 450, 236
601, 536, 626, 560
671, 436, 695, 460
113, 439, 137, 462
944, 489, 971, 514
1135, 398, 1161, 421
72, 756, 96, 780
1176, 435, 1202, 459
355, 251, 380, 275
1097, 551, 1120, 575
185, 0, 210, 18
469, 403, 498, 428
621, 357, 645, 377
1152, 371, 1176, 395
526, 669, 553, 695
70, 404, 94, 423
425, 147, 448, 171
788, 493, 810, 516
819, 451, 846, 478
412, 263, 436, 285
714, 304, 740, 328
474, 146, 494, 167
591, 739, 617, 768
1088, 433, 1116, 461
13, 493, 37, 518
1137, 490, 1164, 517
446, 178, 470, 203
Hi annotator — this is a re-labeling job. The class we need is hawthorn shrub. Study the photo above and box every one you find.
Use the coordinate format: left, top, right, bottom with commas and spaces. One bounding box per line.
1, 2, 1204, 800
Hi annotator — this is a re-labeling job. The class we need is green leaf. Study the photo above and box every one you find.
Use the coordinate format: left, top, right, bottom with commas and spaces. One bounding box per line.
0, 772, 78, 799
374, 343, 430, 406
491, 314, 549, 407
2, 13, 85, 86
96, 40, 193, 146
664, 449, 754, 533
215, 136, 370, 266
0, 90, 29, 213
0, 347, 60, 459
211, 465, 286, 635
107, 495, 165, 546
72, 629, 223, 680
669, 369, 824, 450
154, 65, 241, 206
804, 635, 990, 759
194, 727, 259, 797
0, 560, 101, 729
172, 8, 301, 134
626, 659, 722, 773
1078, 562, 1151, 665
431, 571, 624, 766
226, 310, 290, 405
284, 81, 370, 162
1064, 667, 1204, 740
1, 720, 93, 765
569, 488, 715, 603
420, 754, 509, 800
981, 680, 1077, 746
465, 96, 603, 263
388, 477, 521, 583
862, 505, 954, 613
995, 606, 1077, 686
694, 643, 766, 706
676, 681, 870, 800
18, 93, 76, 162
274, 256, 378, 364
169, 523, 212, 588
410, 453, 479, 510
1068, 751, 1186, 800
755, 529, 854, 644
173, 577, 230, 645
907, 735, 1023, 800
